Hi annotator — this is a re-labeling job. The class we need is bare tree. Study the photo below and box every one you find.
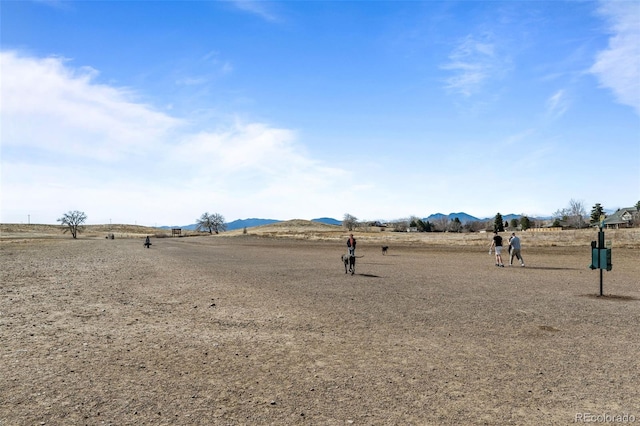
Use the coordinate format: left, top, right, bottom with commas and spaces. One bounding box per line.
343, 213, 358, 231
449, 217, 462, 233
196, 212, 227, 234
568, 199, 587, 228
434, 215, 449, 232
57, 210, 87, 239
211, 213, 227, 234
552, 207, 569, 226
553, 199, 587, 228
464, 220, 485, 232
389, 219, 409, 232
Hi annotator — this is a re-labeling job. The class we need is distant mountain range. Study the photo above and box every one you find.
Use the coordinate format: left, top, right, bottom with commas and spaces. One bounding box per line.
424, 212, 480, 223
423, 212, 538, 223
161, 213, 549, 231
161, 217, 342, 231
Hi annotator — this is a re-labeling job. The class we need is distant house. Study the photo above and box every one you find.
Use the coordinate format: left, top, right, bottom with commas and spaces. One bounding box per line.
368, 221, 387, 228
366, 221, 388, 232
602, 207, 638, 229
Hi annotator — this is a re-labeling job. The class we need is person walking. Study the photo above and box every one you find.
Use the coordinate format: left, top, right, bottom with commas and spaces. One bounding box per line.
489, 231, 504, 267
347, 233, 356, 256
508, 232, 515, 258
508, 232, 525, 267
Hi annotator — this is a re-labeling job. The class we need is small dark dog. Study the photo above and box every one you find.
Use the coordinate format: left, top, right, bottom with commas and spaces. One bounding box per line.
341, 254, 356, 275
381, 245, 389, 255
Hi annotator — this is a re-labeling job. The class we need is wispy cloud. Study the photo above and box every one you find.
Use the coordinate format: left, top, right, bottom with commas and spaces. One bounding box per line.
230, 0, 280, 23
175, 76, 210, 86
590, 0, 640, 115
503, 128, 535, 147
546, 89, 569, 119
202, 51, 234, 75
441, 34, 508, 97
32, 0, 72, 10
175, 52, 233, 87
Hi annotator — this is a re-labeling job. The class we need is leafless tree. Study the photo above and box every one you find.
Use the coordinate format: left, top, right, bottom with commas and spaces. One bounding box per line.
389, 219, 409, 232
449, 217, 462, 233
343, 213, 358, 231
434, 215, 449, 232
57, 210, 87, 239
196, 212, 227, 234
464, 220, 485, 232
568, 199, 587, 228
554, 199, 587, 228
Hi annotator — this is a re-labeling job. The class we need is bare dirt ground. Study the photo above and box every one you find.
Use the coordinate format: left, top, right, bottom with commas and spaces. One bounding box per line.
1, 225, 639, 425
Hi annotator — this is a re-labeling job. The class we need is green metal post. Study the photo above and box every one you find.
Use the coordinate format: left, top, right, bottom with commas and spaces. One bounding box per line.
598, 227, 604, 296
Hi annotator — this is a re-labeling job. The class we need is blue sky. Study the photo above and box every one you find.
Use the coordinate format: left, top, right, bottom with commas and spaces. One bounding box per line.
1, 0, 639, 226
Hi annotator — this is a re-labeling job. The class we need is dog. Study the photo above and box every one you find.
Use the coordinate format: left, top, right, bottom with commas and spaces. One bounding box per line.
341, 254, 356, 275
381, 245, 389, 255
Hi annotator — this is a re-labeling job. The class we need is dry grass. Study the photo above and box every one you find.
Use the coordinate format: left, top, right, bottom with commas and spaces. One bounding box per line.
223, 220, 640, 249
3, 220, 639, 248
0, 224, 208, 241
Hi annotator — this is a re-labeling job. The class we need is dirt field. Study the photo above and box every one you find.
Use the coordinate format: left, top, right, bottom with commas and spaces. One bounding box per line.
1, 226, 639, 425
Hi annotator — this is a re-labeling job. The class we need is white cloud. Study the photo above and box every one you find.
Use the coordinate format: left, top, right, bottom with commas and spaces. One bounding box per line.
0, 50, 350, 225
1, 51, 182, 162
590, 1, 640, 115
442, 34, 507, 97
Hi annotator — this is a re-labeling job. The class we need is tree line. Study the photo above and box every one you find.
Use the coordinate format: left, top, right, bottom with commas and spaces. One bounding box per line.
343, 212, 537, 233
55, 200, 640, 238
54, 210, 228, 239
343, 199, 640, 233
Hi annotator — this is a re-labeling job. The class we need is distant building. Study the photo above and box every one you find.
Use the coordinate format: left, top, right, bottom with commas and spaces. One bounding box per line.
602, 207, 638, 229
368, 221, 387, 228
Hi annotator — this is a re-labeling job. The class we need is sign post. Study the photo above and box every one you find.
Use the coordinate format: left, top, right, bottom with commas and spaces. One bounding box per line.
589, 215, 612, 296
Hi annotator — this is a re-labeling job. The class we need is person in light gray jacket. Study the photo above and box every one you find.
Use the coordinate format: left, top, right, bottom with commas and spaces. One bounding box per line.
509, 233, 525, 267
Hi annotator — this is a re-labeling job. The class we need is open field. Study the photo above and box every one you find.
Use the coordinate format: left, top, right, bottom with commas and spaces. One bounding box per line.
0, 224, 199, 241
1, 223, 639, 424
3, 221, 638, 249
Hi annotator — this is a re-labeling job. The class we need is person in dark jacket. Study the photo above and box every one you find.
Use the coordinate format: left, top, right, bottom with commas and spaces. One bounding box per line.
489, 231, 504, 267
347, 233, 356, 256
